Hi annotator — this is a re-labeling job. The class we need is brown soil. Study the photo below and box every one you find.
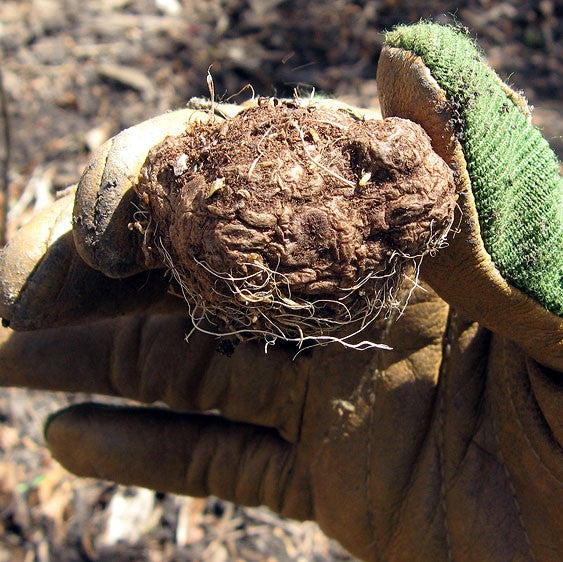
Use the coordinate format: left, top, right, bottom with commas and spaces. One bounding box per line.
137, 102, 455, 342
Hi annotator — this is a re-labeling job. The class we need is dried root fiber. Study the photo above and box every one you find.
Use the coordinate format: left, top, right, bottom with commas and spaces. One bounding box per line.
135, 100, 456, 348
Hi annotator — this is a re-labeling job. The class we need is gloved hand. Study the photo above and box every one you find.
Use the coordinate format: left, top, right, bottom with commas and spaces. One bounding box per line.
0, 23, 561, 562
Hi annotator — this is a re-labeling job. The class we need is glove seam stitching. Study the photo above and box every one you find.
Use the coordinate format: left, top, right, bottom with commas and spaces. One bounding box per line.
92, 138, 114, 267
490, 340, 537, 561
365, 310, 399, 560
437, 310, 454, 562
507, 357, 563, 486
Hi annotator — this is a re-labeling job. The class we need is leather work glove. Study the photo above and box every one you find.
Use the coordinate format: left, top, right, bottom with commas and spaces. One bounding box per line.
0, 23, 561, 561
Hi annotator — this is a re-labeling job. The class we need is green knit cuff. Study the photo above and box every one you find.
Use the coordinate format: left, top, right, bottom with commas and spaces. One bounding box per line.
385, 23, 563, 316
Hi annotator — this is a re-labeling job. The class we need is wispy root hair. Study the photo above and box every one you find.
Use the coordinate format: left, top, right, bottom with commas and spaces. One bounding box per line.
154, 216, 454, 354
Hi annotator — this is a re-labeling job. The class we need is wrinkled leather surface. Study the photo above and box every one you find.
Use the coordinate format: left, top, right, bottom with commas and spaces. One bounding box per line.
0, 190, 171, 329
1, 270, 561, 561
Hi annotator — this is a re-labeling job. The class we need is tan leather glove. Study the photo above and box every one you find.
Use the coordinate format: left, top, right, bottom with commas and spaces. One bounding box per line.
0, 23, 561, 561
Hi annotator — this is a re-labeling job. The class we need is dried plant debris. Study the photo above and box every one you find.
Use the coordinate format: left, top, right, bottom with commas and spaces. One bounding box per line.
135, 100, 456, 348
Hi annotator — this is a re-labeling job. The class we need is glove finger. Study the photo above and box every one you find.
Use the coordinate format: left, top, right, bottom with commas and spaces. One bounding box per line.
0, 190, 178, 330
0, 312, 312, 441
45, 402, 308, 520
73, 108, 225, 278
377, 23, 562, 370
1, 281, 446, 440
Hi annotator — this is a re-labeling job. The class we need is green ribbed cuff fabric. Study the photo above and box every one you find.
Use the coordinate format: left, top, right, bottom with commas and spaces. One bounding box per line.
386, 23, 563, 316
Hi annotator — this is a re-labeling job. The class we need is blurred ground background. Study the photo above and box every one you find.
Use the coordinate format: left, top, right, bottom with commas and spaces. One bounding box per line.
0, 1, 561, 560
